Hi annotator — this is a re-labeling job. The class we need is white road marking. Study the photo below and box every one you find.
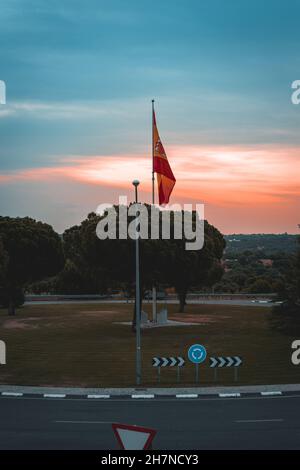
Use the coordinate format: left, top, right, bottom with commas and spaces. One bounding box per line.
44, 394, 66, 398
1, 392, 23, 397
131, 394, 155, 399
87, 394, 110, 399
55, 420, 112, 424
235, 419, 283, 423
219, 393, 241, 398
176, 394, 198, 398
261, 391, 282, 396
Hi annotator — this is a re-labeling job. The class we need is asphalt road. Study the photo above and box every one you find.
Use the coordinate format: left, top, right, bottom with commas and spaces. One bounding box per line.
0, 395, 300, 449
25, 299, 272, 307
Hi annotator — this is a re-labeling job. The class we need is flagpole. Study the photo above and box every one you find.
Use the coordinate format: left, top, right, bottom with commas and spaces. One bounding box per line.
151, 99, 157, 323
152, 99, 155, 204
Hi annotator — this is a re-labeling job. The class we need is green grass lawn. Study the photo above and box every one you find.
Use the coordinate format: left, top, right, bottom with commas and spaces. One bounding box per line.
0, 302, 298, 388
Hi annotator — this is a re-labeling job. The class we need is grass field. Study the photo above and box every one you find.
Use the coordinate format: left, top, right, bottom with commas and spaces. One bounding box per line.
0, 302, 298, 388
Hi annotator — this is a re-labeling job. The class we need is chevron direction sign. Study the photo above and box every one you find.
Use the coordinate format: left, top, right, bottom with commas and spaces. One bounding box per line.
210, 356, 242, 368
152, 357, 185, 367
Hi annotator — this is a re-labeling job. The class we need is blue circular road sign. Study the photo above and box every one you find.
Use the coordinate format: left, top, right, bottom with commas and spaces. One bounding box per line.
188, 344, 207, 364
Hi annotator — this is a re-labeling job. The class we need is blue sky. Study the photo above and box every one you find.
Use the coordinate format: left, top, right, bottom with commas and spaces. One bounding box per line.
0, 0, 299, 233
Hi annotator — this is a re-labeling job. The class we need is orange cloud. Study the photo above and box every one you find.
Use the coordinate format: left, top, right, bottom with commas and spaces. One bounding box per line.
2, 144, 298, 199
0, 144, 299, 233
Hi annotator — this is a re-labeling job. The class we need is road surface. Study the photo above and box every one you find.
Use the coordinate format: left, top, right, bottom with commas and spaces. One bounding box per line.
25, 299, 272, 307
0, 394, 299, 449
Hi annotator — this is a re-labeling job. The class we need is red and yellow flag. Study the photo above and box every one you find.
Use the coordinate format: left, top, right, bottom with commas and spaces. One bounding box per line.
153, 110, 176, 205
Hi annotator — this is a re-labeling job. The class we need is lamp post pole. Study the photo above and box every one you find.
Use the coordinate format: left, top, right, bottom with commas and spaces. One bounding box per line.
132, 179, 141, 385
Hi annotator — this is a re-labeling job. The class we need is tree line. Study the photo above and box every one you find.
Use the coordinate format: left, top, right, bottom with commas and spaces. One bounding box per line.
0, 207, 225, 315
215, 250, 295, 294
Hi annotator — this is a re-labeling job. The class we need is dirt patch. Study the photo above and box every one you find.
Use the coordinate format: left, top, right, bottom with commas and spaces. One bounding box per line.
21, 316, 49, 321
3, 319, 39, 330
80, 310, 119, 314
170, 314, 230, 324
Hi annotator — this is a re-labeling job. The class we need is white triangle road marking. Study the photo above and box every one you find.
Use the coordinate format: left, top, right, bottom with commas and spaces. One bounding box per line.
117, 428, 151, 450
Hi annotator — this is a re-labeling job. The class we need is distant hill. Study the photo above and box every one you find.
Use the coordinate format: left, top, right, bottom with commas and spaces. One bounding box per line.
224, 233, 298, 255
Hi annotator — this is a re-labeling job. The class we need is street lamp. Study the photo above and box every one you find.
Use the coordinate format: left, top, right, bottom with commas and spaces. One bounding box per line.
132, 179, 141, 385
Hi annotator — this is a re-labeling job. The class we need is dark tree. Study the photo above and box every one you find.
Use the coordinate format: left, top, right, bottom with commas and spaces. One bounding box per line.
62, 208, 158, 329
0, 239, 8, 283
61, 206, 225, 320
270, 236, 300, 333
162, 217, 225, 312
0, 216, 64, 315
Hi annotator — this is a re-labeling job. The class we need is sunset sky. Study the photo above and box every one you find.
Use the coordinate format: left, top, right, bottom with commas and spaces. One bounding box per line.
0, 0, 299, 234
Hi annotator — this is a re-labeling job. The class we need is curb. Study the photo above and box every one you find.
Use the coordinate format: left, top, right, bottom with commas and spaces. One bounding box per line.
1, 383, 298, 400
0, 389, 292, 400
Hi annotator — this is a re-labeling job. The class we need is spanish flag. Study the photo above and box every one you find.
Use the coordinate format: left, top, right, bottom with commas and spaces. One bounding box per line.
153, 108, 176, 206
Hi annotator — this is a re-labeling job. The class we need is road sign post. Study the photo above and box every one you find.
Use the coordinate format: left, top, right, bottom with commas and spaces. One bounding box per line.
188, 344, 207, 383
177, 365, 180, 383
